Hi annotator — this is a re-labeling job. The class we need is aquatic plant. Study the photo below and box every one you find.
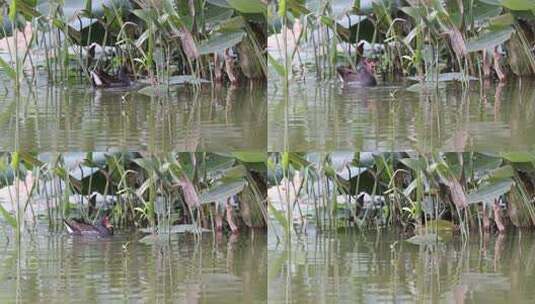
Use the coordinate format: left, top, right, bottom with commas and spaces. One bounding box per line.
0, 0, 267, 88
268, 152, 535, 239
0, 152, 268, 237
269, 0, 535, 84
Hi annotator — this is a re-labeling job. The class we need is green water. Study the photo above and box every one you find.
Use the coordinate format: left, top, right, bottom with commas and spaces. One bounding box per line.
268, 79, 535, 151
268, 230, 535, 303
0, 229, 267, 303
0, 82, 266, 151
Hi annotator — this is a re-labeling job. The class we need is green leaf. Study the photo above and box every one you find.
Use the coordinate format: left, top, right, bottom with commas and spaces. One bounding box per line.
399, 158, 427, 172
0, 57, 16, 80
205, 6, 235, 26
488, 13, 515, 29
199, 180, 247, 204
501, 0, 535, 11
478, 0, 501, 5
0, 203, 16, 228
198, 31, 246, 55
268, 53, 286, 77
9, 0, 17, 22
206, 0, 232, 8
466, 27, 515, 52
227, 0, 265, 14
231, 152, 266, 163
467, 179, 514, 204
487, 165, 515, 182
501, 152, 535, 163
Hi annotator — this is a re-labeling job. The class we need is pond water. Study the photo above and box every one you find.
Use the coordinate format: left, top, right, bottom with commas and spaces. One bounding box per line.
0, 229, 266, 303
268, 230, 535, 303
268, 78, 535, 151
0, 80, 266, 151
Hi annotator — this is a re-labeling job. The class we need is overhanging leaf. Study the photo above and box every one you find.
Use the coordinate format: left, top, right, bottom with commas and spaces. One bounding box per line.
466, 27, 515, 52
467, 179, 514, 204
501, 0, 535, 11
227, 0, 265, 14
231, 152, 266, 163
500, 152, 535, 163
200, 180, 247, 204
198, 31, 246, 55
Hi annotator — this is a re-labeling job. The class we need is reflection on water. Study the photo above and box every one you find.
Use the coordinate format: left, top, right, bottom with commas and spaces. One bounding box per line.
269, 230, 535, 303
0, 81, 266, 151
0, 229, 266, 303
268, 79, 535, 151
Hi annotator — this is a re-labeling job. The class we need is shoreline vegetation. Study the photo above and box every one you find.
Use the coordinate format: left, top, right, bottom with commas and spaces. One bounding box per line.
0, 0, 267, 93
268, 0, 535, 89
0, 152, 268, 242
268, 152, 535, 243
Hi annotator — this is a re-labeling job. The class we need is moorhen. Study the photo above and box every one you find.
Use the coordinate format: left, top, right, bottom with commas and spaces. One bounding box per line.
90, 65, 131, 88
64, 215, 114, 236
336, 58, 377, 87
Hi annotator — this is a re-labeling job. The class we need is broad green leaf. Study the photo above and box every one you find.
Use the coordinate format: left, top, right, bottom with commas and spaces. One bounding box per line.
206, 0, 232, 8
198, 31, 246, 55
219, 165, 248, 180
400, 158, 427, 172
278, 0, 286, 17
501, 152, 535, 163
205, 6, 234, 26
217, 16, 246, 32
466, 27, 515, 52
488, 13, 515, 29
9, 0, 17, 22
487, 165, 514, 182
231, 152, 266, 163
200, 180, 247, 204
227, 0, 265, 14
471, 154, 503, 178
501, 0, 535, 11
467, 179, 514, 204
478, 0, 501, 5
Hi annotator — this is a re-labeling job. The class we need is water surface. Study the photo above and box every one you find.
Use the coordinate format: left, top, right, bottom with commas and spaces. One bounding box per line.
268, 79, 535, 151
0, 80, 266, 151
0, 229, 266, 303
269, 230, 535, 303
